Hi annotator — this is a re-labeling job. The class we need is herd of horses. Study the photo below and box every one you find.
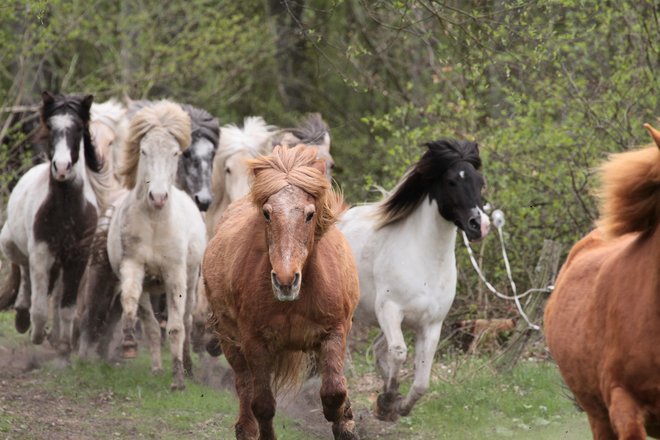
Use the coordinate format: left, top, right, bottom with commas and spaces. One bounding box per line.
0, 91, 658, 440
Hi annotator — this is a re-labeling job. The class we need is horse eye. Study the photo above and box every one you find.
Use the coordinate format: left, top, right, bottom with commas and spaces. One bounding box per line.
141, 150, 147, 156
226, 167, 231, 174
306, 212, 314, 223
183, 149, 191, 158
263, 209, 271, 222
448, 180, 457, 187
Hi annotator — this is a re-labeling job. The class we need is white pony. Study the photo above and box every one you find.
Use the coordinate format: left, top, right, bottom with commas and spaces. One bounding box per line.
338, 139, 490, 421
89, 98, 128, 178
0, 92, 118, 355
108, 101, 206, 391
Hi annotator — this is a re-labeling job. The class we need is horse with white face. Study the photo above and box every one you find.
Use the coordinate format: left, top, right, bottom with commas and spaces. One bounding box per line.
0, 91, 116, 355
338, 139, 490, 421
108, 101, 206, 391
277, 113, 334, 182
205, 116, 277, 236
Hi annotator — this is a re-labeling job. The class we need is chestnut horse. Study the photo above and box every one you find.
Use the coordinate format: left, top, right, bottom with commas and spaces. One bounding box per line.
545, 124, 660, 440
203, 145, 359, 440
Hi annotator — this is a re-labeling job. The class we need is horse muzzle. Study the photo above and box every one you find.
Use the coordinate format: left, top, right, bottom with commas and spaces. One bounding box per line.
148, 190, 169, 209
271, 271, 301, 301
465, 209, 490, 242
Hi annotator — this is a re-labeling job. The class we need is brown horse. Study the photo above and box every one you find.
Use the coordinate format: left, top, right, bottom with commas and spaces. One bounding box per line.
545, 124, 660, 440
203, 145, 359, 440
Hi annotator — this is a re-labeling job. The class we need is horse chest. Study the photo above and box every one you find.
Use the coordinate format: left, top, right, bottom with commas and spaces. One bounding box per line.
33, 181, 97, 260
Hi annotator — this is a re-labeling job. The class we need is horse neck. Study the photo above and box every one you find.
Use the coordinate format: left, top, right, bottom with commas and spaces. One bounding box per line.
401, 195, 457, 260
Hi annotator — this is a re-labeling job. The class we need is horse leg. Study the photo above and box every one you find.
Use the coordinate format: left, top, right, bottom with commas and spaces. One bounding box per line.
243, 339, 276, 440
318, 333, 358, 440
79, 261, 117, 358
28, 243, 55, 345
587, 414, 617, 440
182, 269, 197, 378
119, 261, 145, 359
374, 300, 406, 421
48, 272, 63, 351
165, 269, 188, 391
191, 277, 209, 355
372, 331, 390, 384
56, 258, 87, 356
137, 294, 163, 374
14, 265, 31, 334
608, 387, 647, 440
222, 341, 258, 440
397, 323, 442, 417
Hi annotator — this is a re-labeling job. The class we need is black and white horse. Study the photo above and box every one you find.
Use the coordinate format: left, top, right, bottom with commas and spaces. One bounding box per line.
338, 139, 490, 421
0, 91, 116, 355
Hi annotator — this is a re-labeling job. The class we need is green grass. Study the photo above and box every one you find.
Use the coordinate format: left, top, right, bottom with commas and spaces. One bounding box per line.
348, 334, 591, 439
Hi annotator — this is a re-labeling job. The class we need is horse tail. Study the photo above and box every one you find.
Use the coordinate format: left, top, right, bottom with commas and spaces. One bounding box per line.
0, 263, 21, 311
272, 350, 313, 395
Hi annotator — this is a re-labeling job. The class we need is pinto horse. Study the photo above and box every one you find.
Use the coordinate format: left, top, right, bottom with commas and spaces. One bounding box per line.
203, 145, 359, 440
0, 91, 116, 355
102, 101, 206, 391
338, 139, 490, 421
545, 125, 660, 440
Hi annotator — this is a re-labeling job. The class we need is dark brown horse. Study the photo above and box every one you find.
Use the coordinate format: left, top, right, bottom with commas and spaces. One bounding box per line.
545, 124, 660, 439
203, 145, 359, 440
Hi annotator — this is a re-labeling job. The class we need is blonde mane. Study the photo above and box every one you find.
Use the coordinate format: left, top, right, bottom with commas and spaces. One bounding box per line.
211, 116, 276, 204
597, 136, 660, 238
117, 101, 191, 190
246, 144, 345, 239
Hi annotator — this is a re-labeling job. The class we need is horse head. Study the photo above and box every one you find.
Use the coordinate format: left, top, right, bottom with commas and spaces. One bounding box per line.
247, 145, 340, 301
177, 105, 219, 211
41, 91, 96, 182
424, 139, 490, 241
119, 101, 191, 210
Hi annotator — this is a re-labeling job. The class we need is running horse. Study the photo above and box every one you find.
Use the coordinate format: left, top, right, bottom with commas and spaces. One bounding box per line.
203, 145, 359, 440
545, 124, 660, 440
0, 92, 116, 355
338, 139, 490, 421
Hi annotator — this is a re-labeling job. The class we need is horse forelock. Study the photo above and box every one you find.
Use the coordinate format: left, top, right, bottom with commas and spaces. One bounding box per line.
91, 99, 127, 127
246, 145, 344, 239
181, 104, 219, 148
281, 113, 329, 146
41, 94, 91, 125
118, 101, 191, 190
597, 145, 660, 238
373, 138, 482, 229
218, 116, 275, 161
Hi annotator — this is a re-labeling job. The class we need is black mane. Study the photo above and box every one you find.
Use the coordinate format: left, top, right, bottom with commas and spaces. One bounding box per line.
180, 104, 220, 147
282, 113, 329, 145
380, 139, 481, 222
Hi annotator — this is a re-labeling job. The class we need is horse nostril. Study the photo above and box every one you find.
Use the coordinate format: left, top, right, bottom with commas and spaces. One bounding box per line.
468, 217, 480, 231
67, 162, 72, 171
292, 272, 301, 289
271, 272, 280, 289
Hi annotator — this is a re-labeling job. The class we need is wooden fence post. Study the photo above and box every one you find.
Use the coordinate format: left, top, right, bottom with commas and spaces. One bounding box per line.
495, 239, 562, 371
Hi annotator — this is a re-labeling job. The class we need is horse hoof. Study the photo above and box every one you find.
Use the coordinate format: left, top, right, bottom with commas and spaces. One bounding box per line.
30, 329, 46, 346
15, 309, 30, 334
332, 420, 359, 440
121, 342, 138, 359
235, 422, 258, 440
151, 367, 164, 376
170, 380, 186, 392
205, 337, 223, 357
374, 393, 400, 422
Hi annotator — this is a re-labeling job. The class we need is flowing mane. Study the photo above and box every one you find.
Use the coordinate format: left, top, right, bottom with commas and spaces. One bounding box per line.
91, 99, 127, 129
597, 128, 660, 238
180, 104, 219, 147
281, 113, 329, 145
246, 144, 345, 239
217, 116, 276, 160
372, 139, 481, 230
118, 101, 191, 190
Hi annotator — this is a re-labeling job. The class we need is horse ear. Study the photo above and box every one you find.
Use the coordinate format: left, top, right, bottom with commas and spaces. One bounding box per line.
82, 94, 94, 110
311, 158, 326, 176
42, 91, 55, 105
644, 124, 660, 149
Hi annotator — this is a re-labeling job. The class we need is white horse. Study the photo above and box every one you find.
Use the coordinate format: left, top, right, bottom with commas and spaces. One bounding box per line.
338, 139, 490, 421
0, 92, 117, 355
90, 98, 128, 179
107, 101, 206, 391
